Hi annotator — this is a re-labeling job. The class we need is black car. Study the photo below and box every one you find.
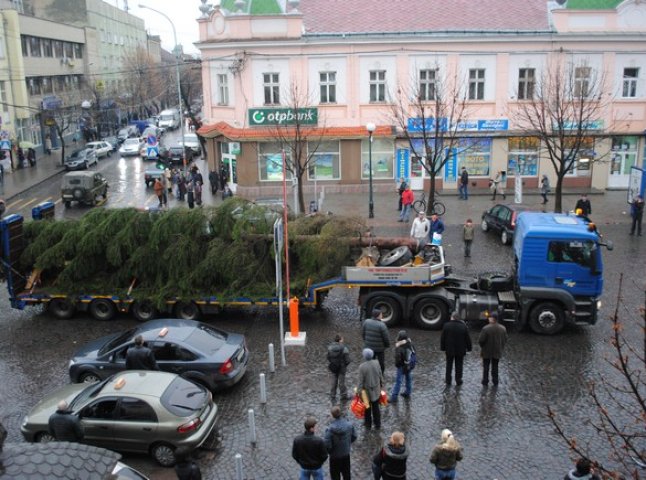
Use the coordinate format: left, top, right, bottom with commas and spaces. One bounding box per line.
68, 319, 248, 391
167, 146, 191, 165
481, 204, 529, 245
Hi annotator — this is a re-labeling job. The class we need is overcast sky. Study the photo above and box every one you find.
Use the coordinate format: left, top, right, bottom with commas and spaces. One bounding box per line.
106, 0, 204, 56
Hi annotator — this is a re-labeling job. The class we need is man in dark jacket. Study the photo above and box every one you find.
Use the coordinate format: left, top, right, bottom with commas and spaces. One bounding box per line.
389, 330, 414, 402
564, 457, 601, 480
174, 446, 202, 480
208, 170, 219, 195
458, 167, 469, 200
292, 416, 328, 480
324, 406, 356, 480
48, 400, 84, 442
125, 335, 159, 370
478, 312, 507, 386
327, 334, 351, 401
574, 194, 592, 217
440, 313, 472, 385
429, 214, 445, 245
362, 309, 390, 373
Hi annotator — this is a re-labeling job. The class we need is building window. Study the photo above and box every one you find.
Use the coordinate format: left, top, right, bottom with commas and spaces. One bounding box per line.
16, 117, 41, 146
361, 138, 394, 179
0, 81, 7, 105
29, 36, 41, 57
40, 39, 52, 57
508, 137, 539, 176
259, 142, 291, 181
53, 40, 63, 58
319, 71, 336, 104
610, 136, 638, 176
56, 76, 66, 92
41, 77, 53, 94
457, 138, 492, 176
574, 66, 591, 98
216, 74, 229, 105
74, 43, 83, 59
369, 70, 386, 103
263, 73, 280, 105
564, 137, 594, 176
419, 69, 436, 101
468, 69, 485, 100
622, 68, 638, 98
21, 35, 28, 56
308, 140, 340, 180
26, 78, 41, 95
64, 42, 73, 59
517, 68, 535, 100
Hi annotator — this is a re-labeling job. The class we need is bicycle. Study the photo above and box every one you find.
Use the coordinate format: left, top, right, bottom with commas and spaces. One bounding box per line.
412, 191, 445, 216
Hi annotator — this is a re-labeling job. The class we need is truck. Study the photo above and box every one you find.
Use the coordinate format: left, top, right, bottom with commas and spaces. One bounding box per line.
157, 109, 180, 131
0, 207, 611, 335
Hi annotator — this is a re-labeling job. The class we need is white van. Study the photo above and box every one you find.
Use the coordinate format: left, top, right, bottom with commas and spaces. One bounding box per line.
158, 109, 180, 130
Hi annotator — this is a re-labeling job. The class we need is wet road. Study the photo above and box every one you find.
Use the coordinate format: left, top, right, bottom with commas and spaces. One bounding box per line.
1, 207, 644, 478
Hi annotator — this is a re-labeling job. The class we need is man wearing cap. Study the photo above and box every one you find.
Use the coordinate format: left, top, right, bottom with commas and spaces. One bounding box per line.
292, 416, 328, 480
440, 312, 472, 386
362, 309, 390, 373
358, 348, 384, 430
478, 312, 507, 386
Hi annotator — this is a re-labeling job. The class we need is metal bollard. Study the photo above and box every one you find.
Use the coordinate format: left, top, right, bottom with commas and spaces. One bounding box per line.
235, 453, 244, 480
268, 343, 275, 372
259, 373, 267, 404
248, 408, 256, 444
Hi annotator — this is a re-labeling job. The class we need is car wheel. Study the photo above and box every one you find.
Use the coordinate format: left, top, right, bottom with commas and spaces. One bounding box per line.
48, 298, 76, 319
79, 371, 102, 383
481, 219, 489, 232
89, 298, 116, 321
529, 302, 565, 335
412, 297, 449, 330
36, 432, 56, 443
378, 246, 413, 267
174, 301, 200, 320
151, 443, 176, 467
501, 230, 510, 245
365, 295, 401, 328
83, 161, 88, 169
131, 300, 157, 322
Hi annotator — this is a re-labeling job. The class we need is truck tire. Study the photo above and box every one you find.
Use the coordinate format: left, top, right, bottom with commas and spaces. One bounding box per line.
365, 295, 401, 328
529, 302, 565, 335
477, 271, 513, 292
501, 230, 510, 245
378, 246, 413, 267
48, 298, 76, 319
412, 297, 449, 330
89, 298, 117, 321
174, 301, 200, 320
131, 300, 157, 323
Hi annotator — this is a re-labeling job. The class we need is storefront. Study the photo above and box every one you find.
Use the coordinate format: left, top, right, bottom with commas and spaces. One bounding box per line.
609, 136, 639, 188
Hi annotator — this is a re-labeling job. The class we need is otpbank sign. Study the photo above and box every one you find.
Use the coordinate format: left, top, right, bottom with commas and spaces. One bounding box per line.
249, 108, 318, 126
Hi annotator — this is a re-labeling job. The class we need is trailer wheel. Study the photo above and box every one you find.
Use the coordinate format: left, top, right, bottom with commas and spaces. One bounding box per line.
413, 298, 449, 330
174, 301, 200, 321
131, 301, 157, 323
378, 246, 413, 267
529, 302, 565, 335
89, 298, 117, 321
366, 296, 401, 327
477, 271, 513, 292
48, 298, 76, 319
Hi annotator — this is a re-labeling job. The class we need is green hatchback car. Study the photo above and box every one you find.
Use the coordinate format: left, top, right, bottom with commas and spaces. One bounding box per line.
20, 371, 218, 467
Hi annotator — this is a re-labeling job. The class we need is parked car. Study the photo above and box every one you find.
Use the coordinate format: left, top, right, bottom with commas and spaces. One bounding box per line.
101, 136, 119, 151
68, 319, 248, 391
117, 125, 139, 143
119, 138, 143, 156
61, 171, 108, 208
64, 148, 98, 170
178, 133, 201, 156
20, 370, 218, 466
481, 204, 530, 245
85, 141, 113, 159
144, 167, 165, 187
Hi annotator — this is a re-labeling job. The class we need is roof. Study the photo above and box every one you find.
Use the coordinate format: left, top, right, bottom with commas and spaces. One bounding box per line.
567, 0, 623, 8
221, 0, 282, 15
197, 121, 393, 140
101, 370, 177, 396
515, 212, 598, 239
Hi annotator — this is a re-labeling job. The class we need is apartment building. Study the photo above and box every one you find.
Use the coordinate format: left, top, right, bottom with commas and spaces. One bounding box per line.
195, 0, 646, 196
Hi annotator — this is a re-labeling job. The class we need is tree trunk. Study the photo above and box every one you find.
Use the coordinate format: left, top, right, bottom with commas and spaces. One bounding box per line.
297, 174, 305, 214
426, 170, 437, 216
554, 176, 564, 213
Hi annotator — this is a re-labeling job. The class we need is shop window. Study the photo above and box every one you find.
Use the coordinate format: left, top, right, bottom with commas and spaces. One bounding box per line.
457, 138, 491, 176
308, 140, 340, 180
610, 136, 638, 176
361, 138, 394, 179
507, 137, 539, 176
259, 142, 292, 181
563, 137, 594, 176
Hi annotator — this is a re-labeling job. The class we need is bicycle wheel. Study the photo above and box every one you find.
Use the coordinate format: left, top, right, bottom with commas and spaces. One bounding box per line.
430, 201, 445, 216
412, 200, 426, 214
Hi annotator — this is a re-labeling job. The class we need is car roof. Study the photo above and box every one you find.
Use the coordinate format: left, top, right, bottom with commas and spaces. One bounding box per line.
101, 371, 178, 397
86, 142, 104, 146
64, 171, 96, 178
136, 318, 202, 343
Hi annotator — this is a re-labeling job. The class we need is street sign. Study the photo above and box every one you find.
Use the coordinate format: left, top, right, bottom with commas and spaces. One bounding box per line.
146, 135, 157, 146
147, 146, 159, 158
0, 139, 10, 150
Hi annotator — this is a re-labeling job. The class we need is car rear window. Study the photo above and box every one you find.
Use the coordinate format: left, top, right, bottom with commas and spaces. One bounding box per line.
185, 325, 226, 354
161, 377, 208, 416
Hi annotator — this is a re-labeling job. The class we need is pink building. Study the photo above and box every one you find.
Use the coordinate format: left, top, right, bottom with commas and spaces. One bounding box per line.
196, 0, 646, 197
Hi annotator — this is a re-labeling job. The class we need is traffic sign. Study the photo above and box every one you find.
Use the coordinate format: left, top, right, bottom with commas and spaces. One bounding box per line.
146, 145, 159, 158
147, 134, 157, 146
0, 139, 10, 150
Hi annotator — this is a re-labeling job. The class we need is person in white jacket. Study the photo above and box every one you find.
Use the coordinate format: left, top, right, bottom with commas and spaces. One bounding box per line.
410, 211, 430, 250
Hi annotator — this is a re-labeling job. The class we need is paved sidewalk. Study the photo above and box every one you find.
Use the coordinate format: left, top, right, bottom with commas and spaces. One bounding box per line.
0, 149, 67, 201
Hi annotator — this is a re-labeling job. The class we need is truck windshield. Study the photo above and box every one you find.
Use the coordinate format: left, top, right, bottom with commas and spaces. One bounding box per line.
547, 240, 597, 270
159, 115, 173, 121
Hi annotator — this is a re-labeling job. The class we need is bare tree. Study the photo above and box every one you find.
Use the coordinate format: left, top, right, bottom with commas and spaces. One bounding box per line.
43, 101, 81, 166
178, 58, 205, 152
513, 59, 610, 213
547, 274, 646, 479
121, 47, 165, 120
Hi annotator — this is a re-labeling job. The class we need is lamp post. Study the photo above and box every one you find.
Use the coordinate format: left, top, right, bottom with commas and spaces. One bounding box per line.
138, 4, 185, 167
366, 122, 376, 218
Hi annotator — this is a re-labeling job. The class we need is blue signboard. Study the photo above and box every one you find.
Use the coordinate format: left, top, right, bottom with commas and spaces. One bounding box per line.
443, 148, 458, 182
0, 139, 10, 150
408, 117, 509, 132
395, 148, 410, 182
147, 135, 157, 146
407, 117, 448, 133
146, 146, 159, 158
478, 119, 509, 131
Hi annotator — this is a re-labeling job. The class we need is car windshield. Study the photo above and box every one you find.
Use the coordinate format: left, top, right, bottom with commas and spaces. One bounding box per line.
69, 150, 85, 159
124, 139, 139, 146
159, 114, 174, 121
160, 377, 207, 416
184, 134, 197, 143
70, 378, 110, 409
99, 328, 137, 355
185, 325, 226, 354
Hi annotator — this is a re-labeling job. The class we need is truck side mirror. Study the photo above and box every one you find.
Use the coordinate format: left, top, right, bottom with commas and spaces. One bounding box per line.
601, 240, 614, 251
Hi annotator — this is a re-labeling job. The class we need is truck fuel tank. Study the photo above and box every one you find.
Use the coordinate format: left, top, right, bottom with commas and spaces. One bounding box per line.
457, 292, 500, 322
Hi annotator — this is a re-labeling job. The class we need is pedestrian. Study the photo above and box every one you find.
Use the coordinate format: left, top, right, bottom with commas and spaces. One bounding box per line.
327, 334, 351, 402
458, 167, 469, 200
463, 218, 474, 258
17, 147, 25, 169
174, 446, 202, 480
178, 174, 187, 201
45, 135, 52, 155
429, 428, 463, 480
219, 164, 228, 190
222, 183, 233, 200
410, 211, 430, 251
292, 416, 328, 480
192, 166, 203, 186
209, 169, 219, 195
440, 312, 472, 386
153, 178, 165, 207
125, 334, 159, 370
397, 178, 407, 211
429, 213, 445, 246
324, 406, 357, 480
372, 431, 408, 480
48, 400, 84, 442
540, 174, 550, 204
389, 330, 414, 402
194, 179, 203, 206
187, 180, 195, 209
164, 167, 173, 195
564, 458, 601, 480
362, 308, 390, 373
27, 147, 36, 166
478, 312, 507, 386
491, 170, 505, 200
574, 194, 592, 217
398, 185, 414, 222
358, 348, 384, 430
629, 194, 644, 236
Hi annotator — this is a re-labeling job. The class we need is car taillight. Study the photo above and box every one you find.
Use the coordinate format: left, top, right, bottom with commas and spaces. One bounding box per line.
219, 359, 234, 375
511, 212, 517, 228
177, 417, 201, 434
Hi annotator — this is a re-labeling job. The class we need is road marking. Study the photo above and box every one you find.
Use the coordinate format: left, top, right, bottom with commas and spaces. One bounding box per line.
54, 198, 62, 205
7, 199, 22, 209
20, 198, 39, 208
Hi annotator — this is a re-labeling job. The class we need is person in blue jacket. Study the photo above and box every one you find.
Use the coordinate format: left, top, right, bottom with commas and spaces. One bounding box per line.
429, 214, 445, 245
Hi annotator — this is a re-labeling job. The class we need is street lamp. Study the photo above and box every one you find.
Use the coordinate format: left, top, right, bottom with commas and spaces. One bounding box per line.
366, 122, 376, 218
138, 4, 185, 166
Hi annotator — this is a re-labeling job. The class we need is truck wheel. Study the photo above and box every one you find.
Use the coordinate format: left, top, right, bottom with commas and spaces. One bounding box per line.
529, 302, 565, 335
501, 230, 510, 245
174, 301, 200, 320
48, 298, 76, 319
477, 271, 513, 292
413, 298, 449, 330
366, 296, 401, 327
89, 299, 116, 321
131, 301, 157, 323
481, 219, 489, 232
378, 246, 412, 267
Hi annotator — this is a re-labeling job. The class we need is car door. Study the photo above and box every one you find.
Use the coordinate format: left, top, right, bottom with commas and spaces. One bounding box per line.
497, 206, 512, 233
486, 205, 501, 231
112, 397, 158, 453
79, 397, 118, 449
150, 341, 194, 376
102, 344, 128, 377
